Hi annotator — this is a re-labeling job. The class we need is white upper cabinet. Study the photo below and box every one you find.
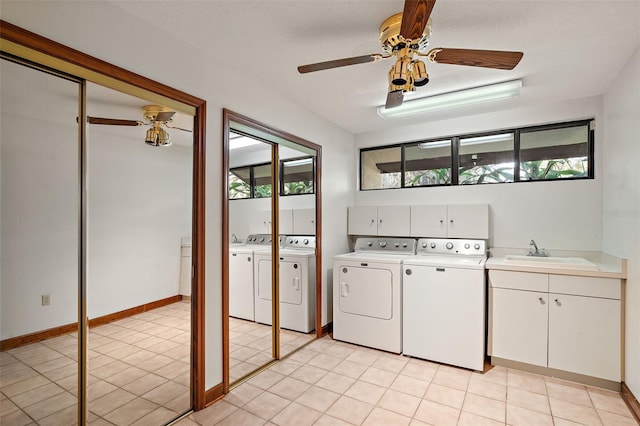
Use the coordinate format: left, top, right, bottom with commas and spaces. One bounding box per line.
292, 208, 315, 235
279, 209, 293, 234
348, 205, 410, 236
447, 204, 489, 239
410, 204, 489, 238
410, 205, 447, 237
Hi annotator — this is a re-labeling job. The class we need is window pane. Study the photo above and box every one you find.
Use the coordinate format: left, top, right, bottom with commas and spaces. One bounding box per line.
253, 163, 272, 197
361, 147, 401, 190
520, 124, 589, 180
459, 133, 514, 184
229, 167, 251, 199
282, 157, 314, 195
404, 140, 452, 187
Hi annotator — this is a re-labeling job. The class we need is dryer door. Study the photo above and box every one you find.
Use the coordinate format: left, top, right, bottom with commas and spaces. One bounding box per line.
337, 265, 393, 319
280, 260, 303, 305
256, 257, 272, 302
229, 252, 254, 320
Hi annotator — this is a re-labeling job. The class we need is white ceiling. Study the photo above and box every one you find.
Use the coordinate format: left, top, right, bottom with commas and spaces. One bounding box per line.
112, 0, 640, 134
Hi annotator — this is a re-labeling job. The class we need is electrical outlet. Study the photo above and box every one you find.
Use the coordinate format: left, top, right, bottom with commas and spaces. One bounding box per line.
41, 294, 50, 306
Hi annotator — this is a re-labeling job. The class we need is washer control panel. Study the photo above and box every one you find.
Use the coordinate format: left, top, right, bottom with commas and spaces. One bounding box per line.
417, 238, 487, 256
354, 237, 416, 254
282, 235, 316, 249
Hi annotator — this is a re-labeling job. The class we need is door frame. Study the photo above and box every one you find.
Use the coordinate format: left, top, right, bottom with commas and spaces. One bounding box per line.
0, 20, 208, 413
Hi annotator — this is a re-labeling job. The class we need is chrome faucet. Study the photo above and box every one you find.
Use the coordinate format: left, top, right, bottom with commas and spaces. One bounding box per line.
231, 233, 239, 243
528, 239, 549, 257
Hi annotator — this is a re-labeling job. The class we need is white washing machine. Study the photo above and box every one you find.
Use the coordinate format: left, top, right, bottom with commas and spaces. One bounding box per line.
254, 236, 316, 333
403, 238, 487, 371
333, 237, 416, 354
229, 234, 273, 321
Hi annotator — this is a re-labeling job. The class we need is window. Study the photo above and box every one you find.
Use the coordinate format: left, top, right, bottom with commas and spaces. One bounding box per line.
359, 119, 594, 190
459, 133, 514, 184
282, 157, 314, 195
404, 140, 452, 187
519, 124, 590, 180
361, 146, 402, 190
228, 156, 315, 199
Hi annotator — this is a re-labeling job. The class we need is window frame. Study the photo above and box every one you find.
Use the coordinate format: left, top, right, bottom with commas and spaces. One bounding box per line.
359, 119, 594, 191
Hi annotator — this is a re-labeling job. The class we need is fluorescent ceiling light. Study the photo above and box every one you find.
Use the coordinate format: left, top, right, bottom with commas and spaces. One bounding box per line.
284, 158, 313, 166
230, 135, 264, 150
460, 133, 514, 145
377, 79, 522, 119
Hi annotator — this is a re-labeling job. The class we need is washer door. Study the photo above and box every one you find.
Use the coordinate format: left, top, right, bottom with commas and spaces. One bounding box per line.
338, 266, 393, 319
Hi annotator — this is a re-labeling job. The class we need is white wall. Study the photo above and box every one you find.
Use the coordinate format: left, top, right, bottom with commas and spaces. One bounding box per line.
0, 1, 354, 389
602, 47, 640, 396
354, 96, 605, 251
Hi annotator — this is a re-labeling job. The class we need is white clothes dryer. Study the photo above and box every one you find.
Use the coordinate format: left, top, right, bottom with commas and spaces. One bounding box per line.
254, 236, 316, 333
333, 237, 416, 354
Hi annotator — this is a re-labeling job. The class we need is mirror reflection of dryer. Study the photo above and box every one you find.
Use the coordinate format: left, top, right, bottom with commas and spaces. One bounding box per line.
255, 236, 316, 334
332, 237, 417, 354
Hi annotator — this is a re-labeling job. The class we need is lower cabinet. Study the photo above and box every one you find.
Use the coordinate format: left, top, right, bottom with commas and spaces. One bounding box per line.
489, 270, 621, 382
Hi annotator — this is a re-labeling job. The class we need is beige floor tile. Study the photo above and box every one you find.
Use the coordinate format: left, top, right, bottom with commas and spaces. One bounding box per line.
0, 407, 33, 426
332, 359, 369, 379
215, 408, 267, 426
121, 373, 168, 396
42, 362, 78, 382
92, 360, 130, 380
507, 370, 547, 395
372, 355, 409, 374
323, 344, 356, 360
90, 388, 137, 417
295, 386, 340, 412
267, 359, 301, 376
87, 380, 118, 402
458, 410, 505, 426
247, 369, 286, 390
362, 406, 411, 426
507, 386, 551, 414
400, 360, 438, 381
312, 413, 353, 426
598, 409, 640, 426
315, 371, 356, 394
344, 380, 386, 405
21, 390, 77, 420
141, 380, 189, 405
307, 353, 342, 371
326, 395, 373, 425
506, 404, 555, 426
546, 380, 592, 407
270, 401, 321, 426
289, 364, 327, 384
243, 391, 290, 420
190, 399, 237, 425
163, 390, 190, 413
377, 388, 421, 417
432, 367, 471, 391
37, 404, 78, 426
589, 390, 634, 417
1, 374, 52, 398
413, 399, 460, 426
103, 397, 159, 426
360, 366, 398, 388
153, 360, 190, 380
225, 382, 264, 407
390, 373, 430, 398
549, 397, 602, 425
467, 375, 506, 401
105, 366, 149, 387
268, 376, 311, 401
462, 392, 506, 422
424, 383, 466, 410
345, 348, 380, 367
130, 406, 178, 426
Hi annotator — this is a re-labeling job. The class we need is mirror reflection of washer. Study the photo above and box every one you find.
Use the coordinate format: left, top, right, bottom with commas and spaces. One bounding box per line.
403, 238, 488, 371
332, 237, 416, 354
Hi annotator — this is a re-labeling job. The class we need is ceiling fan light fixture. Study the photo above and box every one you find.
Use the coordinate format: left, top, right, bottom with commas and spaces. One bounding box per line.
377, 79, 522, 118
412, 60, 429, 87
157, 128, 171, 146
145, 127, 158, 146
391, 56, 411, 86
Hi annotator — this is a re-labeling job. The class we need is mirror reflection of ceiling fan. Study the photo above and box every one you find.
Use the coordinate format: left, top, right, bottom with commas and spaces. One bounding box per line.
297, 0, 523, 109
87, 105, 192, 147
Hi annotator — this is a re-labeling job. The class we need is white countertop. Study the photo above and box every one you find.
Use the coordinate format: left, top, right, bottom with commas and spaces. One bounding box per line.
486, 248, 627, 279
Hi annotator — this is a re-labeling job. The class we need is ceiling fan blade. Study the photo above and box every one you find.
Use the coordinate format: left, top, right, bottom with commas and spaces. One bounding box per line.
87, 116, 143, 126
154, 111, 176, 122
166, 125, 193, 133
427, 48, 523, 70
400, 0, 436, 41
385, 90, 404, 109
298, 54, 381, 73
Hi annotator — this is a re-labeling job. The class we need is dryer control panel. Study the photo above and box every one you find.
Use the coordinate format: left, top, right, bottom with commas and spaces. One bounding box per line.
417, 238, 487, 256
354, 237, 416, 254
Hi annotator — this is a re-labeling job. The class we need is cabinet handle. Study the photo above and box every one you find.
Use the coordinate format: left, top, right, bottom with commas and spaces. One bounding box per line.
371, 219, 375, 223
554, 299, 562, 306
450, 219, 454, 223
538, 297, 546, 305
379, 219, 383, 223
439, 219, 444, 223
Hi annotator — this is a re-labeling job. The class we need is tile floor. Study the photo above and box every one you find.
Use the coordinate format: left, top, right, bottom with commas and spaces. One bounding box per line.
229, 318, 316, 382
180, 336, 638, 426
1, 300, 192, 425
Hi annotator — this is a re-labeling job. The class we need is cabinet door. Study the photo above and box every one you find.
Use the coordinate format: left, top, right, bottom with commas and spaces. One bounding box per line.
490, 288, 548, 367
279, 209, 293, 234
256, 210, 272, 234
548, 294, 621, 381
447, 204, 489, 239
377, 205, 410, 236
292, 208, 315, 235
410, 205, 447, 237
348, 206, 378, 235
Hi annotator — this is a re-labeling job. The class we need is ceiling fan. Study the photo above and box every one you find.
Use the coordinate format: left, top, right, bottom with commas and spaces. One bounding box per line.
87, 105, 191, 146
297, 0, 523, 109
